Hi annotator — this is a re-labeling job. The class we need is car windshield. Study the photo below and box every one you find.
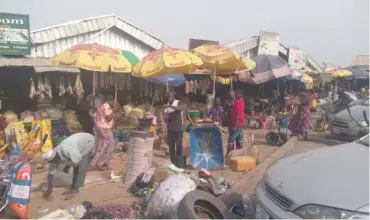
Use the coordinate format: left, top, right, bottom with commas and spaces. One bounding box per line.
357, 135, 369, 147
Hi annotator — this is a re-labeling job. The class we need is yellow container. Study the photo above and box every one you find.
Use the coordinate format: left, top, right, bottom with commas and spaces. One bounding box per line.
229, 156, 256, 172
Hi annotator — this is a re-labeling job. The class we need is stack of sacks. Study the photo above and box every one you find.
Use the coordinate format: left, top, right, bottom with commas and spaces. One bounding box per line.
46, 108, 63, 119
63, 110, 83, 134
20, 111, 35, 123
3, 111, 18, 124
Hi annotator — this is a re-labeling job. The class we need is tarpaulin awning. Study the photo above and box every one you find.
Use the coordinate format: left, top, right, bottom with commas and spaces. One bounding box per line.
238, 54, 292, 84
147, 73, 186, 86
0, 57, 80, 73
343, 66, 369, 79
0, 57, 51, 67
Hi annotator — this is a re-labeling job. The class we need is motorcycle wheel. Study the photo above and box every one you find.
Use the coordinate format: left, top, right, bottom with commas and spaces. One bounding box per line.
266, 132, 280, 146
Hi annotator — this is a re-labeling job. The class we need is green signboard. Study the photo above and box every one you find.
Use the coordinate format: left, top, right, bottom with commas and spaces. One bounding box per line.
0, 12, 30, 56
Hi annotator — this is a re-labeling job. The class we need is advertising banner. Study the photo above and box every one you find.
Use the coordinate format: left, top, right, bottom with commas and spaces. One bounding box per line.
0, 12, 31, 56
288, 46, 304, 69
257, 31, 280, 56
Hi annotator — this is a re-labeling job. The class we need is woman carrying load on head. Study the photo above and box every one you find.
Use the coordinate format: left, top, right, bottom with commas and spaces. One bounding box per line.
90, 99, 116, 171
289, 91, 311, 140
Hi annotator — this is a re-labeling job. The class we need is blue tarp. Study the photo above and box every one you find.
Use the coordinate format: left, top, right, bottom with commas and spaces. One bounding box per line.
286, 71, 302, 81
147, 73, 186, 86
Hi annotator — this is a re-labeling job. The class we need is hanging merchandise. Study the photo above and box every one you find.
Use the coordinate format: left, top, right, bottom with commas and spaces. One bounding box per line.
193, 80, 198, 93
185, 81, 190, 94
127, 75, 132, 90
74, 73, 85, 101
59, 77, 66, 96
29, 77, 36, 99
119, 75, 125, 91
99, 73, 105, 89
44, 76, 53, 99
66, 77, 73, 95
37, 75, 45, 100
189, 80, 194, 94
110, 74, 114, 87
103, 74, 108, 89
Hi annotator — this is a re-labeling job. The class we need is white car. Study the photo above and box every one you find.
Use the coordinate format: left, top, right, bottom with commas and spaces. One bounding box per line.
330, 98, 369, 138
254, 135, 369, 219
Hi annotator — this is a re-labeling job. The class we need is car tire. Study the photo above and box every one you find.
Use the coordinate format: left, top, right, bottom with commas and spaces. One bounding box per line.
178, 190, 231, 219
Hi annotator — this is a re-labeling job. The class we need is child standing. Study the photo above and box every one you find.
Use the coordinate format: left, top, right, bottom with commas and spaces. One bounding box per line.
208, 97, 224, 126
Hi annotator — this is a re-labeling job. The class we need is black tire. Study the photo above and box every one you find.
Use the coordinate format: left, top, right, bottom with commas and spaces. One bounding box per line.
266, 132, 280, 146
178, 190, 231, 219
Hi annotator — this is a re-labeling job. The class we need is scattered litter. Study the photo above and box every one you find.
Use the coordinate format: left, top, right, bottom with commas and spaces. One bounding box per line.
168, 163, 184, 173
37, 208, 49, 213
110, 170, 123, 180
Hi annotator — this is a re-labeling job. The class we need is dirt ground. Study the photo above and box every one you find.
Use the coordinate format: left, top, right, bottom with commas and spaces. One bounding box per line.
28, 128, 334, 218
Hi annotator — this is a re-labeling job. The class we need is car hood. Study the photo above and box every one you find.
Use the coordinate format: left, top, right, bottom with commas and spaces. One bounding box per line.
264, 142, 369, 211
335, 105, 369, 122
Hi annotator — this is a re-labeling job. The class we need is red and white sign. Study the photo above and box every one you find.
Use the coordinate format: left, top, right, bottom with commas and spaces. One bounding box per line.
257, 31, 280, 56
288, 46, 304, 69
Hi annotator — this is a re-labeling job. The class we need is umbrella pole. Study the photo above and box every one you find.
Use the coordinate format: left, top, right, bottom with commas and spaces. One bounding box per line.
151, 83, 159, 112
166, 74, 169, 92
213, 68, 216, 98
115, 73, 118, 102
92, 71, 96, 109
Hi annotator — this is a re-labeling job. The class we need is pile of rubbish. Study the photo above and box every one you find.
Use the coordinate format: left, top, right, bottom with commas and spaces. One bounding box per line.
39, 201, 142, 219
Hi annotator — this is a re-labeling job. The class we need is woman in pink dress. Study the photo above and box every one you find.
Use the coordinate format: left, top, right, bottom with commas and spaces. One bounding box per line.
90, 101, 116, 170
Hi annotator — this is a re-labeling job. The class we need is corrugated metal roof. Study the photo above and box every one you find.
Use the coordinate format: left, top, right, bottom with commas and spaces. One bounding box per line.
352, 55, 369, 66
0, 57, 80, 73
223, 36, 259, 55
30, 14, 170, 50
34, 66, 80, 73
31, 27, 156, 59
0, 57, 51, 67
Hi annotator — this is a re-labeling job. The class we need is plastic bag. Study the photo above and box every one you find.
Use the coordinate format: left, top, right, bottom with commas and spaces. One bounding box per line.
144, 173, 196, 218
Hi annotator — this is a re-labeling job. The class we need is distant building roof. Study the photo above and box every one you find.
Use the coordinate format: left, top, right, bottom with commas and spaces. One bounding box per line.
30, 14, 170, 50
352, 55, 369, 66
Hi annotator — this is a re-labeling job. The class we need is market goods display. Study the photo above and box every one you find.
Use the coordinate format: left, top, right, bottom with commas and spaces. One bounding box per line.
20, 111, 34, 123
184, 78, 211, 95
63, 110, 83, 134
3, 111, 18, 124
6, 121, 27, 145
122, 104, 133, 117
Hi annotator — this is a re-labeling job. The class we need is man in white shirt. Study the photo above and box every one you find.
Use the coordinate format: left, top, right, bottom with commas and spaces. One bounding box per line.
42, 133, 96, 200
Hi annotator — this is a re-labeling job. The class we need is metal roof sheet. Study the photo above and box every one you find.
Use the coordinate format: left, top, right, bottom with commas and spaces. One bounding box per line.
0, 57, 51, 67
0, 57, 79, 73
30, 14, 170, 50
352, 55, 369, 66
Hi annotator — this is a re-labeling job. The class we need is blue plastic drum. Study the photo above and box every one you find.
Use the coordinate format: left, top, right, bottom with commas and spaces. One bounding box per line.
189, 124, 224, 170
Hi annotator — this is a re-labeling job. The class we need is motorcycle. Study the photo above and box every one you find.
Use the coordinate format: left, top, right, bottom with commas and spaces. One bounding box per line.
265, 114, 291, 146
0, 130, 48, 219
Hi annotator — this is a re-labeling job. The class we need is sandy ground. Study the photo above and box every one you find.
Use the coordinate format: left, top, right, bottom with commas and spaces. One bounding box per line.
28, 128, 338, 218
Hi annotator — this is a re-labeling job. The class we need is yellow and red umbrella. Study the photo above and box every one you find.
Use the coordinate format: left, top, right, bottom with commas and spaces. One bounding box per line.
328, 68, 352, 78
192, 45, 256, 74
192, 45, 256, 95
132, 47, 203, 78
51, 43, 132, 72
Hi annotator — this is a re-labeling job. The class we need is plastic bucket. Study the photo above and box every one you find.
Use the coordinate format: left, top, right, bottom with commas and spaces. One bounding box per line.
261, 122, 267, 129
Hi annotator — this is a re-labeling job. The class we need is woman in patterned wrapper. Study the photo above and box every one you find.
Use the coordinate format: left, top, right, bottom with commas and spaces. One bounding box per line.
289, 91, 311, 140
90, 100, 116, 171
